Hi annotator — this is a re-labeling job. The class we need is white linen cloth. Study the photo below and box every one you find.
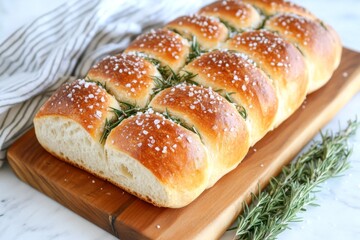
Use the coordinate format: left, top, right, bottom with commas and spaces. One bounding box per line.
0, 0, 210, 167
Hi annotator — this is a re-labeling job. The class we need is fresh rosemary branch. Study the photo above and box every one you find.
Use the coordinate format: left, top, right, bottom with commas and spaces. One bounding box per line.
233, 119, 359, 240
100, 102, 146, 144
143, 57, 172, 81
187, 36, 206, 63
223, 91, 248, 120
256, 16, 270, 30
152, 67, 197, 95
144, 56, 161, 67
162, 108, 182, 125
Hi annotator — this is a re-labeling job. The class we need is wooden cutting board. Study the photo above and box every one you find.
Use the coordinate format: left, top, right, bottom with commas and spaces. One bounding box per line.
7, 48, 360, 240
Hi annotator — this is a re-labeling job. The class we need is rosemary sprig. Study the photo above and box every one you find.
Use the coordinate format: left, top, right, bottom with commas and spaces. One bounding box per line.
187, 36, 206, 63
152, 67, 197, 95
100, 102, 146, 143
224, 92, 248, 120
233, 119, 359, 240
168, 28, 183, 37
319, 21, 328, 31
94, 81, 107, 91
256, 15, 270, 30
162, 108, 182, 125
162, 108, 203, 142
142, 56, 169, 78
144, 56, 161, 67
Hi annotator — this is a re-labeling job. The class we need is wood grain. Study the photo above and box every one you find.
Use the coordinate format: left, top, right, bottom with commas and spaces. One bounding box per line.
7, 48, 360, 240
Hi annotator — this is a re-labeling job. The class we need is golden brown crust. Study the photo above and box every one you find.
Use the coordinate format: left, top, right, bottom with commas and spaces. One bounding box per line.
265, 13, 342, 92
33, 0, 342, 208
35, 79, 119, 140
150, 85, 249, 176
224, 30, 308, 124
87, 54, 158, 107
199, 0, 263, 30
124, 29, 190, 72
106, 111, 209, 191
166, 14, 228, 50
242, 0, 315, 19
183, 50, 278, 143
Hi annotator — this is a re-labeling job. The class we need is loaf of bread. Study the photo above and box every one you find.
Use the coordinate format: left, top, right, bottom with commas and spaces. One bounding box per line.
34, 0, 341, 208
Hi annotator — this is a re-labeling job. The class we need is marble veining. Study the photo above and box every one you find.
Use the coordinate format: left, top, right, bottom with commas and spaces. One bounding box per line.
0, 0, 359, 239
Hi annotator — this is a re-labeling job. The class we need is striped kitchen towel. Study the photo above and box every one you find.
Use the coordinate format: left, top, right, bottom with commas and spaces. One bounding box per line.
0, 0, 211, 167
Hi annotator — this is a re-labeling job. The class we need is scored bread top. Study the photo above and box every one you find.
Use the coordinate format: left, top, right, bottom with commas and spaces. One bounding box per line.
150, 84, 249, 186
183, 50, 278, 144
125, 29, 190, 72
265, 13, 342, 92
165, 14, 228, 50
198, 0, 263, 31
224, 29, 308, 125
35, 79, 119, 141
87, 54, 159, 107
106, 111, 209, 191
242, 0, 315, 19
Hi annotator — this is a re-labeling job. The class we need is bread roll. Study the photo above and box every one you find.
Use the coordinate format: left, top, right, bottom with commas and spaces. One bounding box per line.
87, 54, 160, 108
265, 14, 342, 92
166, 14, 228, 50
105, 110, 209, 208
182, 49, 278, 145
34, 79, 119, 177
125, 29, 190, 72
34, 0, 342, 208
198, 0, 263, 31
150, 84, 249, 187
242, 0, 315, 19
224, 29, 308, 125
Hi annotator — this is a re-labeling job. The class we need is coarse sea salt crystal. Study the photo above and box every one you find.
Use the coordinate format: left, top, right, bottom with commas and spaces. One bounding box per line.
95, 110, 102, 118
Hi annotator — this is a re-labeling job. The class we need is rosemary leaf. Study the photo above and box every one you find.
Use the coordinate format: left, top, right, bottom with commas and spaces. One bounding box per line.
319, 21, 328, 31
187, 35, 206, 63
234, 119, 359, 240
220, 19, 239, 38
100, 102, 147, 144
224, 92, 247, 120
162, 108, 203, 142
152, 67, 197, 95
85, 77, 108, 91
143, 56, 160, 67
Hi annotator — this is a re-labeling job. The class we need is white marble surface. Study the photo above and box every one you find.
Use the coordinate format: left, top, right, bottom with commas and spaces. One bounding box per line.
0, 0, 359, 239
